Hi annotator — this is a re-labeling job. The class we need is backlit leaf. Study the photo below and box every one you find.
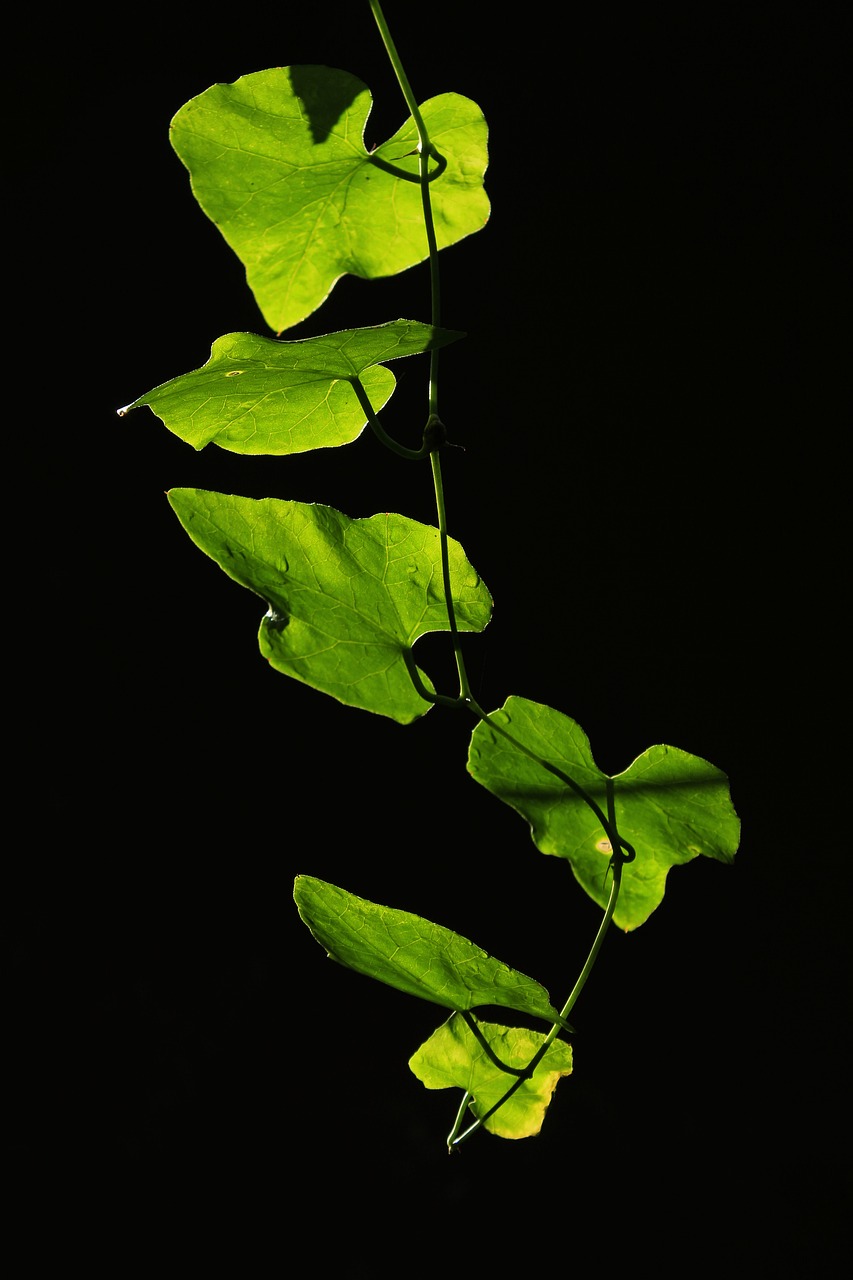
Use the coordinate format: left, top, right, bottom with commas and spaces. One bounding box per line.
120, 321, 462, 456
170, 66, 490, 332
409, 1014, 573, 1140
168, 490, 492, 722
294, 876, 565, 1025
468, 696, 740, 929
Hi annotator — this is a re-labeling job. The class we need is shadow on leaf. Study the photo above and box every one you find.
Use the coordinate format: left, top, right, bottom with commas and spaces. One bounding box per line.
289, 65, 366, 143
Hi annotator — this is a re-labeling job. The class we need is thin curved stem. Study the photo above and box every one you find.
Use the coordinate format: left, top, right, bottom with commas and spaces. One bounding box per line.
370, 0, 632, 1158
460, 695, 636, 862
448, 1091, 473, 1153
459, 1012, 531, 1078
367, 150, 447, 183
431, 450, 475, 700
401, 648, 467, 710
349, 377, 432, 461
369, 1, 470, 702
368, 4, 629, 853
369, 0, 430, 140
448, 828, 627, 1150
369, 0, 441, 418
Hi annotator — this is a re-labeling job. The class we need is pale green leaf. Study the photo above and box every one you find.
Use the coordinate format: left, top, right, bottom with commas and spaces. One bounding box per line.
409, 1014, 573, 1140
168, 491, 492, 722
468, 696, 740, 929
119, 321, 462, 456
169, 66, 490, 332
294, 876, 565, 1024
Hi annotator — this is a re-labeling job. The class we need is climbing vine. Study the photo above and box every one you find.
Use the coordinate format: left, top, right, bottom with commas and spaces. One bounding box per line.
119, 0, 740, 1149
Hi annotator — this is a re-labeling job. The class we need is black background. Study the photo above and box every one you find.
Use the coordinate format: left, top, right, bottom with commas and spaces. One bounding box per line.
9, 3, 846, 1269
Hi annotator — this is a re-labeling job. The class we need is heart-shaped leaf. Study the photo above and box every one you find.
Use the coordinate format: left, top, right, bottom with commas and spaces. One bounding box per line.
170, 66, 490, 332
468, 696, 740, 929
409, 1014, 573, 1140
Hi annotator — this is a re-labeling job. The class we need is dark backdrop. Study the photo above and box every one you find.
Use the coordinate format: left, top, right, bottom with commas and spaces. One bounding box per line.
9, 3, 846, 1269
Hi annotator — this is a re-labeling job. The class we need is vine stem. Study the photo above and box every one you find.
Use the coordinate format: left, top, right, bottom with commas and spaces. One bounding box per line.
431, 448, 473, 699
369, 0, 470, 698
448, 781, 628, 1150
349, 378, 432, 461
370, 0, 632, 1154
462, 697, 635, 862
371, 17, 620, 759
369, 0, 441, 408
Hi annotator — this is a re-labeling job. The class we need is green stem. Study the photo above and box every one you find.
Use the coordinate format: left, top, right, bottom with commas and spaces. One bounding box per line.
369, 0, 430, 141
406, 641, 633, 854
370, 0, 442, 404
371, 0, 630, 1155
431, 450, 474, 700
367, 150, 447, 184
448, 1091, 473, 1152
370, 0, 470, 701
459, 1011, 530, 1078
448, 790, 627, 1149
462, 696, 635, 861
402, 648, 466, 710
349, 377, 431, 461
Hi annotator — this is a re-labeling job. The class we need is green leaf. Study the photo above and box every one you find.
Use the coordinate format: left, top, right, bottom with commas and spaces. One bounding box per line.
119, 321, 463, 456
294, 876, 565, 1025
168, 490, 493, 723
169, 66, 490, 332
409, 1014, 573, 1140
468, 696, 741, 930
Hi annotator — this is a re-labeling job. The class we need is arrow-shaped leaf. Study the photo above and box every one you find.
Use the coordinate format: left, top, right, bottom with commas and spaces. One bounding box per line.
168, 490, 493, 723
409, 1014, 573, 1140
120, 321, 463, 455
468, 696, 740, 930
294, 876, 565, 1025
170, 66, 490, 332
